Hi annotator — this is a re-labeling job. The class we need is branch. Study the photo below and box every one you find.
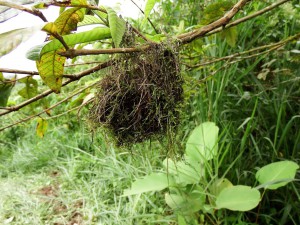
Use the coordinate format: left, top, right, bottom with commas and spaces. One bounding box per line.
0, 68, 76, 79
129, 0, 159, 34
59, 0, 291, 58
0, 68, 39, 76
0, 60, 112, 116
59, 0, 252, 57
185, 32, 300, 68
59, 45, 149, 58
0, 0, 48, 22
65, 61, 102, 67
207, 0, 291, 36
44, 2, 107, 13
0, 81, 97, 132
131, 25, 155, 43
195, 38, 299, 83
50, 33, 70, 51
178, 0, 251, 43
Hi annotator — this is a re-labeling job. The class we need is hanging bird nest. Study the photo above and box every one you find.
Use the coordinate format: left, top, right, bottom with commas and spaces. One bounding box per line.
89, 43, 183, 146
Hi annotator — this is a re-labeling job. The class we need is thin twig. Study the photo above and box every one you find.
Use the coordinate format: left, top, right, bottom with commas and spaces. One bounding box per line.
197, 45, 283, 82
0, 0, 47, 22
207, 0, 291, 36
50, 33, 70, 51
44, 2, 107, 13
178, 0, 251, 43
0, 68, 80, 79
65, 61, 102, 67
0, 60, 112, 116
129, 0, 159, 34
131, 25, 155, 43
0, 68, 39, 75
59, 45, 149, 58
185, 33, 300, 68
0, 81, 98, 132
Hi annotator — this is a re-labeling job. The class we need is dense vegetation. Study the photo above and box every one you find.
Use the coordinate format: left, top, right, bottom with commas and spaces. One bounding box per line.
0, 0, 299, 224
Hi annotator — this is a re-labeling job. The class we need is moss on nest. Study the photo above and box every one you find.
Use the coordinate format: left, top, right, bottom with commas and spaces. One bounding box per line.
89, 43, 183, 146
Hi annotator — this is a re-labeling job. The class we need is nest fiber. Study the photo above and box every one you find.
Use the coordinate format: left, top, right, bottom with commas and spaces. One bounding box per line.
89, 44, 183, 145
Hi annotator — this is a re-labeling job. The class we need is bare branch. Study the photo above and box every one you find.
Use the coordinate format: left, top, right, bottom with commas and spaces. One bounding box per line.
178, 0, 251, 43
0, 68, 77, 79
207, 0, 291, 36
185, 33, 300, 68
65, 61, 102, 67
59, 45, 150, 58
131, 25, 155, 43
44, 1, 107, 13
0, 68, 39, 76
129, 0, 159, 34
0, 60, 112, 116
0, 81, 97, 132
50, 33, 70, 51
0, 0, 47, 22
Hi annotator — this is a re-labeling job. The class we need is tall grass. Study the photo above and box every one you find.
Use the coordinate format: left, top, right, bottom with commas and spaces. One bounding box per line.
0, 119, 174, 224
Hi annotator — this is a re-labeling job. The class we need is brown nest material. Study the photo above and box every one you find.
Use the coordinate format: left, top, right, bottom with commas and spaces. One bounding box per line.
89, 44, 183, 145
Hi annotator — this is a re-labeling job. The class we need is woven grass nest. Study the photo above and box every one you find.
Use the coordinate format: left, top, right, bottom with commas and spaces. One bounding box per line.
89, 43, 183, 146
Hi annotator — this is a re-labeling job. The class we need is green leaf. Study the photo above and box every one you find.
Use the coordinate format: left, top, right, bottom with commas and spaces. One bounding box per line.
216, 185, 261, 211
163, 158, 204, 185
93, 8, 108, 24
71, 0, 87, 6
35, 6, 86, 93
0, 72, 3, 81
78, 15, 104, 26
177, 215, 187, 225
26, 44, 45, 61
0, 81, 14, 107
165, 186, 205, 213
209, 178, 233, 197
33, 2, 48, 9
26, 28, 111, 61
201, 0, 234, 25
54, 7, 86, 35
144, 0, 159, 19
186, 122, 219, 163
36, 118, 48, 138
42, 22, 58, 36
69, 90, 89, 108
59, 6, 66, 14
123, 173, 174, 196
221, 27, 238, 47
255, 161, 299, 190
145, 34, 166, 43
106, 7, 126, 48
0, 26, 43, 57
36, 51, 65, 93
18, 77, 38, 99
